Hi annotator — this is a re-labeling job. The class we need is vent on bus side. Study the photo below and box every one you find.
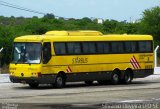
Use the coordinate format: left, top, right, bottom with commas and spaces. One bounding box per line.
45, 30, 103, 36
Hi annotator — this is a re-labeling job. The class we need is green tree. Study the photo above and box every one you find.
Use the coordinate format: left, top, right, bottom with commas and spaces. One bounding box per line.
139, 6, 160, 40
43, 13, 55, 19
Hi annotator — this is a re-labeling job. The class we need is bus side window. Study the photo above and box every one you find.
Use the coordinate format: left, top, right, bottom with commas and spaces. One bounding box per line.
96, 42, 110, 54
111, 42, 124, 53
67, 42, 81, 54
54, 43, 66, 55
125, 42, 137, 53
138, 41, 152, 53
43, 42, 51, 64
82, 42, 96, 54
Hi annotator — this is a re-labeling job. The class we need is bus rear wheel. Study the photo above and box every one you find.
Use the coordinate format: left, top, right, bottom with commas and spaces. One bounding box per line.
122, 70, 133, 84
111, 71, 120, 85
29, 83, 39, 88
55, 74, 66, 88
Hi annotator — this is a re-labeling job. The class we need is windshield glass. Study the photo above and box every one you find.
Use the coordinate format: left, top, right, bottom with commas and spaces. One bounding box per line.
12, 43, 41, 64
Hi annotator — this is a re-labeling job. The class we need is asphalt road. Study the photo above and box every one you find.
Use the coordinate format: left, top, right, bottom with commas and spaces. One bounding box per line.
0, 77, 160, 109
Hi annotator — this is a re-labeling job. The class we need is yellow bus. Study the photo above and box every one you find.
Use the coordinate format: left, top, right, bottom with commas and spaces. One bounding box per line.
9, 31, 154, 88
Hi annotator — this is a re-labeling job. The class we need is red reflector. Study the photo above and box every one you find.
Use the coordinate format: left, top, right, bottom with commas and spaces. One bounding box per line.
38, 72, 42, 77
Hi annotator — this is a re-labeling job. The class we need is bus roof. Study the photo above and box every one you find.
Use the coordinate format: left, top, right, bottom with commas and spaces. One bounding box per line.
14, 31, 153, 42
45, 30, 103, 36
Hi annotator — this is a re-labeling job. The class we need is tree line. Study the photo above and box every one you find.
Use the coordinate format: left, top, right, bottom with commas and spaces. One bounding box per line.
0, 6, 160, 66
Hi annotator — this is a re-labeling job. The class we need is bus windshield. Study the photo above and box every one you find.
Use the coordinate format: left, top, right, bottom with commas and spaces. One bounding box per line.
12, 43, 41, 64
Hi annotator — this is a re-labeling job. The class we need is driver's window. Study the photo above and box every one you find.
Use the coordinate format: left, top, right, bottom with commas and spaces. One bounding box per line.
43, 42, 51, 64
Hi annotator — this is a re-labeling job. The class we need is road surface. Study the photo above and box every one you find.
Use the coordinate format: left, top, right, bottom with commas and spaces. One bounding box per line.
0, 75, 160, 109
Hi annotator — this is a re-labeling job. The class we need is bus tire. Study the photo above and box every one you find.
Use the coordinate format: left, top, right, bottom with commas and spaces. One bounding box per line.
55, 74, 65, 88
111, 71, 120, 85
122, 70, 133, 84
29, 83, 39, 88
85, 81, 93, 85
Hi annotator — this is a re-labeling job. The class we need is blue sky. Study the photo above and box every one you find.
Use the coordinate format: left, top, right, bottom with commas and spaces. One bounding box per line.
0, 0, 160, 21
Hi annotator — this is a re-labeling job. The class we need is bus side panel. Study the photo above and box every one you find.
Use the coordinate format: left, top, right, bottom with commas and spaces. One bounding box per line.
44, 53, 154, 82
66, 72, 112, 82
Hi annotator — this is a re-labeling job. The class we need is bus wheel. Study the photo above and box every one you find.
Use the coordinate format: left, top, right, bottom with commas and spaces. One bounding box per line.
55, 74, 65, 88
122, 71, 133, 84
29, 83, 39, 88
85, 81, 93, 85
111, 71, 120, 85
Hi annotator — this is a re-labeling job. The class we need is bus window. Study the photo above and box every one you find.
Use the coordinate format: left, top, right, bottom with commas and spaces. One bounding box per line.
146, 41, 152, 52
54, 43, 66, 55
96, 42, 110, 54
82, 42, 96, 54
138, 41, 152, 52
125, 42, 137, 53
67, 42, 81, 54
43, 42, 51, 64
103, 42, 110, 53
111, 42, 124, 53
12, 43, 41, 64
96, 42, 104, 53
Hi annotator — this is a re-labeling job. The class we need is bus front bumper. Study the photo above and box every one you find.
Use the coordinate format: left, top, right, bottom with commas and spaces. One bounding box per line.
10, 75, 57, 84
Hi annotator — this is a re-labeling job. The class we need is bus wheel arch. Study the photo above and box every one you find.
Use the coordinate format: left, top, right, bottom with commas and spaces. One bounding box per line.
58, 71, 67, 80
54, 71, 66, 88
111, 68, 121, 85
